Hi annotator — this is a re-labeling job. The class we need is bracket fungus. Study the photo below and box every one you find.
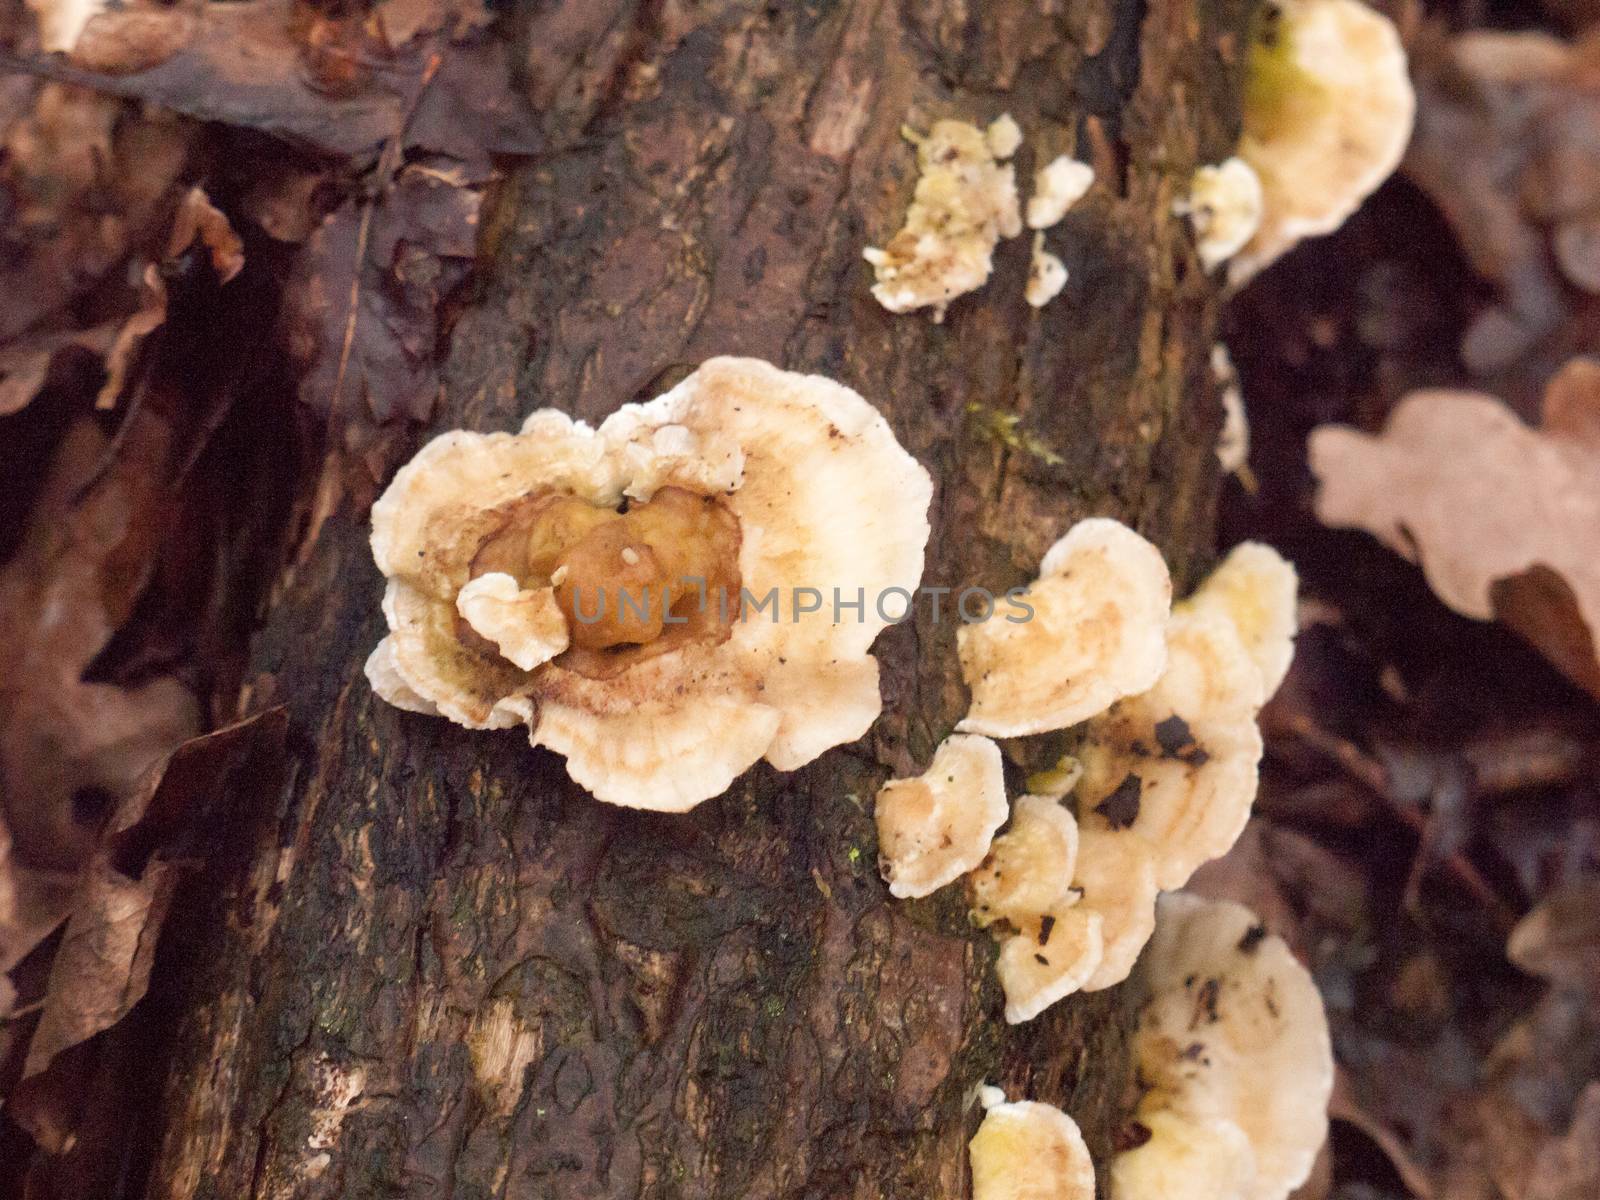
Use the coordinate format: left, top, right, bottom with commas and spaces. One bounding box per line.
864, 115, 1023, 321
1111, 893, 1334, 1200
1177, 158, 1264, 273
874, 733, 1008, 899
1026, 156, 1094, 230
1180, 542, 1298, 698
1231, 0, 1416, 284
957, 518, 1172, 738
970, 1091, 1096, 1200
1025, 233, 1070, 309
970, 794, 1106, 1022
365, 356, 933, 811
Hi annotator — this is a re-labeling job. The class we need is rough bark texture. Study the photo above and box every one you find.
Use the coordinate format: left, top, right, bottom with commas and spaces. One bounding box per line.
141, 0, 1243, 1195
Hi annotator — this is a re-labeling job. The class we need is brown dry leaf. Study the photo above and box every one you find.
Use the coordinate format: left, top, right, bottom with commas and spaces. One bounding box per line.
1406, 27, 1600, 370
96, 187, 245, 410
1310, 358, 1600, 699
288, 157, 484, 425
1507, 879, 1600, 994
13, 709, 285, 1112
1527, 1083, 1600, 1200
0, 326, 115, 416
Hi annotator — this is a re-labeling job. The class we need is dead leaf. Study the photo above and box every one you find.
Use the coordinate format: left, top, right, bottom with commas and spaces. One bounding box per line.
69, 6, 197, 74
1507, 879, 1600, 993
0, 326, 115, 416
11, 709, 285, 1117
1310, 358, 1600, 699
1527, 1083, 1600, 1200
97, 187, 246, 410
1405, 28, 1600, 371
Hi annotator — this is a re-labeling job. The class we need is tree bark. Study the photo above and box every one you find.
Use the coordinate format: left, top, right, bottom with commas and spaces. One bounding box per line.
141, 0, 1241, 1195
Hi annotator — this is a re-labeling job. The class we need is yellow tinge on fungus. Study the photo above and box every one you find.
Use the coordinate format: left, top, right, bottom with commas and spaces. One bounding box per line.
864, 115, 1024, 321
1111, 893, 1334, 1200
957, 518, 1172, 738
970, 794, 1105, 1023
1177, 158, 1264, 273
971, 1091, 1096, 1200
1066, 544, 1297, 988
365, 356, 934, 812
1231, 0, 1416, 284
875, 733, 1008, 899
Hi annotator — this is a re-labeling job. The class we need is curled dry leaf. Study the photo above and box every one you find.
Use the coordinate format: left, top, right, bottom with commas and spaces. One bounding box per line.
1310, 359, 1600, 698
1406, 29, 1600, 370
11, 710, 286, 1149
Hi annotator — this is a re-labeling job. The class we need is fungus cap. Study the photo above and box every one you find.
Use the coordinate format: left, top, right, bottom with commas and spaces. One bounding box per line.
875, 734, 1008, 899
969, 794, 1080, 928
454, 572, 570, 671
970, 1096, 1096, 1200
1073, 607, 1266, 892
366, 356, 933, 811
864, 117, 1023, 321
1026, 232, 1069, 308
1127, 893, 1334, 1200
1178, 542, 1298, 697
1027, 156, 1095, 230
996, 905, 1105, 1023
1232, 0, 1416, 284
1071, 825, 1161, 991
957, 518, 1172, 738
1179, 158, 1264, 272
1111, 1110, 1258, 1200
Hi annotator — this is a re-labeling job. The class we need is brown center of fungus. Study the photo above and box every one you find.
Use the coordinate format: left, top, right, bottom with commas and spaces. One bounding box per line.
468, 486, 741, 678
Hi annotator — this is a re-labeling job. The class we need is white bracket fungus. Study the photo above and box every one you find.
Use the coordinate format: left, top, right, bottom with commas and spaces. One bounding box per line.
1063, 544, 1297, 989
1111, 893, 1334, 1200
1027, 156, 1095, 230
874, 733, 1008, 899
1230, 0, 1416, 284
971, 1091, 1096, 1200
864, 115, 1024, 321
970, 794, 1105, 1023
1025, 232, 1069, 309
957, 518, 1172, 738
365, 357, 933, 812
1176, 158, 1265, 273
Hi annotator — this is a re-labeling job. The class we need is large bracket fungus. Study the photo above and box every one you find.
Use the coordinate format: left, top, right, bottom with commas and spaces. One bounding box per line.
1230, 0, 1415, 283
365, 356, 933, 811
1111, 893, 1334, 1200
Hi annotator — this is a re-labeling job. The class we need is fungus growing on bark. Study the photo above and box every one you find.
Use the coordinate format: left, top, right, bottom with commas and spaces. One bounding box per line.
957, 518, 1171, 738
1071, 825, 1160, 991
366, 356, 933, 811
1111, 893, 1334, 1200
875, 733, 1008, 899
1230, 0, 1416, 283
864, 116, 1023, 321
1073, 608, 1267, 893
1177, 158, 1264, 272
1178, 542, 1298, 698
969, 794, 1105, 1022
970, 1092, 1096, 1200
1026, 233, 1069, 308
1027, 156, 1094, 230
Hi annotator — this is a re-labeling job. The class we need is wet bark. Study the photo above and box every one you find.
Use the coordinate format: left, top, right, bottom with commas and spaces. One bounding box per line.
141, 0, 1245, 1196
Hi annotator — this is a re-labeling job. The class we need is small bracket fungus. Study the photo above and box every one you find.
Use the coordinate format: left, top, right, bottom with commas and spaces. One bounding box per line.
1176, 158, 1265, 273
1213, 344, 1252, 479
1179, 542, 1298, 699
957, 518, 1172, 738
1027, 156, 1095, 230
970, 794, 1105, 1022
875, 733, 1008, 899
1231, 0, 1416, 284
1112, 893, 1334, 1200
1073, 608, 1267, 893
365, 357, 933, 811
970, 1092, 1096, 1200
864, 115, 1023, 321
1025, 232, 1069, 309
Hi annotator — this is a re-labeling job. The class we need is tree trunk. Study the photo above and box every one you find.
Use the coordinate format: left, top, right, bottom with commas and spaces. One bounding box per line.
140, 1, 1239, 1195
